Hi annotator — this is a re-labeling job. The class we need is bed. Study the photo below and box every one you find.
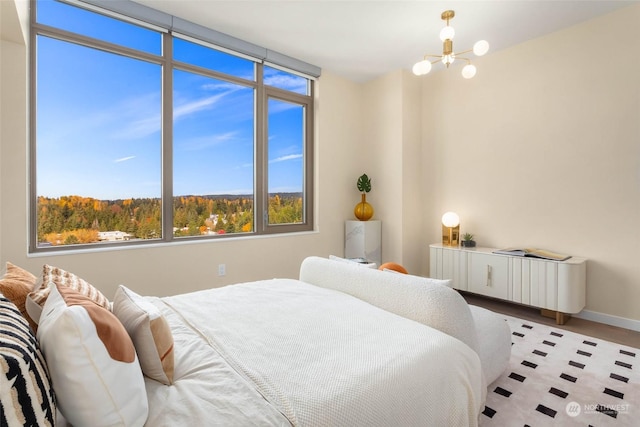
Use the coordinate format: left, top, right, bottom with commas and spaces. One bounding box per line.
0, 256, 497, 427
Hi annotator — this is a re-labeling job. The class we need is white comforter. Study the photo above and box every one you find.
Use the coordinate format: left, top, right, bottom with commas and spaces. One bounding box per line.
145, 279, 484, 426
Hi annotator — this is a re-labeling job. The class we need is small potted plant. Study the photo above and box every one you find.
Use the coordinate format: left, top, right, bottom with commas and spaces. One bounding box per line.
461, 233, 476, 248
354, 173, 374, 221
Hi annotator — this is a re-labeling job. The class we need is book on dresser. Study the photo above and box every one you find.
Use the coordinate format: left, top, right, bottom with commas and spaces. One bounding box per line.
492, 247, 571, 261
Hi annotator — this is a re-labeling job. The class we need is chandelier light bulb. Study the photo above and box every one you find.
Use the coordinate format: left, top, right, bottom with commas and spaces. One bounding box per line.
462, 64, 476, 79
442, 53, 455, 67
473, 40, 490, 56
439, 25, 455, 41
412, 60, 432, 76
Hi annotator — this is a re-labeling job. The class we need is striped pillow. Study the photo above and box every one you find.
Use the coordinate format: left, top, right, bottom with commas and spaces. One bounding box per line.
0, 294, 56, 426
26, 265, 110, 326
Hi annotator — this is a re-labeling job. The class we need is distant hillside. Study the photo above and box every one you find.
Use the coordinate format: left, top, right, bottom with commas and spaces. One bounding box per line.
36, 193, 303, 246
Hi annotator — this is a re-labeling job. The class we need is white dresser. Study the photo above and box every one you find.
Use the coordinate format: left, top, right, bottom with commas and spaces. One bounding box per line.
429, 243, 587, 324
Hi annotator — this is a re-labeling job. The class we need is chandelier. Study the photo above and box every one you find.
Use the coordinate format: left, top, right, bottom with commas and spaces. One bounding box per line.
412, 10, 489, 79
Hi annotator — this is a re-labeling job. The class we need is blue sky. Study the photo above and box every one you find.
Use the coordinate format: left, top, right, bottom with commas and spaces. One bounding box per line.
36, 0, 306, 200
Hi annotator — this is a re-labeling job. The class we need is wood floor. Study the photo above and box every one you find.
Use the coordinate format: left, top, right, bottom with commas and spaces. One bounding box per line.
461, 291, 640, 349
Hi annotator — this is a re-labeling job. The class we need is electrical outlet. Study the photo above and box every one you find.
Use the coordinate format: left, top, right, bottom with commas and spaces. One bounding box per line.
218, 264, 226, 276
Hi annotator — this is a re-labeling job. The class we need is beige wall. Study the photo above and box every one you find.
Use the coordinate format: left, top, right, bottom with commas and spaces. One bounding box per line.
360, 71, 404, 266
358, 70, 428, 274
1, 1, 638, 324
400, 70, 429, 274
420, 5, 640, 322
1, 0, 29, 271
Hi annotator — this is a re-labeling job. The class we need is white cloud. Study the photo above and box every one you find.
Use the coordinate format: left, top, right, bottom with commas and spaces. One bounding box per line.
112, 86, 245, 141
173, 92, 228, 120
201, 81, 243, 92
114, 156, 136, 163
111, 92, 161, 140
269, 154, 303, 164
174, 85, 249, 121
177, 131, 238, 151
264, 69, 307, 93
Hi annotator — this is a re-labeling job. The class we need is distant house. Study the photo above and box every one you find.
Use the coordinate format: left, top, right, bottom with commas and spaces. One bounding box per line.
98, 231, 132, 241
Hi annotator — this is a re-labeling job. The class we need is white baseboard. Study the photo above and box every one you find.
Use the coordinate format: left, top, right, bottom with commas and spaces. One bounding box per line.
574, 309, 640, 332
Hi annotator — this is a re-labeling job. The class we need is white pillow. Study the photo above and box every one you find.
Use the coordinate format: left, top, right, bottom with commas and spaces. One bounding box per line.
37, 283, 148, 427
113, 285, 175, 385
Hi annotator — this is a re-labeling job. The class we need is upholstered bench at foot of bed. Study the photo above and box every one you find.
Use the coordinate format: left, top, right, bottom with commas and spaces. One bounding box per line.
468, 305, 512, 386
299, 256, 512, 387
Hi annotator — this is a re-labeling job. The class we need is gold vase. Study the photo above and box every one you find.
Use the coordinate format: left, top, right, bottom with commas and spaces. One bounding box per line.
354, 193, 374, 221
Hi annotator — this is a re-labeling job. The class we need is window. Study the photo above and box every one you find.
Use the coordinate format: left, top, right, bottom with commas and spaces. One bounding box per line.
30, 0, 316, 251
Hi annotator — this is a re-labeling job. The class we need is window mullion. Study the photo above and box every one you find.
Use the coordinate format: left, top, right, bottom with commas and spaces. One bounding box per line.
305, 83, 315, 227
162, 32, 174, 242
254, 64, 266, 234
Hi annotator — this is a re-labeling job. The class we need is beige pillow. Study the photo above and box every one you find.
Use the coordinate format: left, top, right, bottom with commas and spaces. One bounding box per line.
27, 265, 110, 326
113, 285, 175, 385
0, 262, 39, 330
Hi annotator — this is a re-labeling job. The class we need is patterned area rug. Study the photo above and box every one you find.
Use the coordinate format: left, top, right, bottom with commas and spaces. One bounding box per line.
480, 315, 639, 426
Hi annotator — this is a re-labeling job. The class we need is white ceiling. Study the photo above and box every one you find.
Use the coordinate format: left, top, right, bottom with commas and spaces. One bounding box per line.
136, 0, 635, 82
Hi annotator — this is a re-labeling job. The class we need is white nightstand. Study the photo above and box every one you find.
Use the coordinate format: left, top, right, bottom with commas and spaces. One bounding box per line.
345, 220, 381, 266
